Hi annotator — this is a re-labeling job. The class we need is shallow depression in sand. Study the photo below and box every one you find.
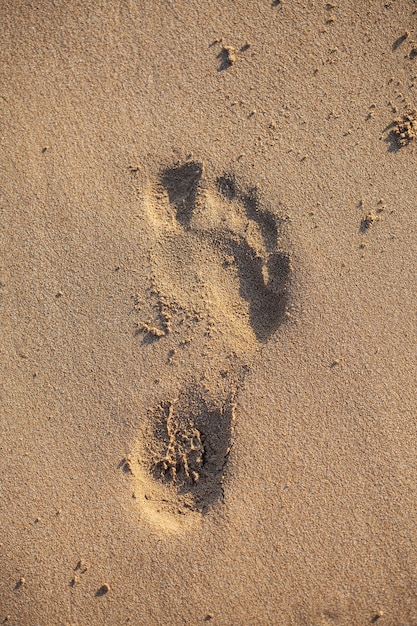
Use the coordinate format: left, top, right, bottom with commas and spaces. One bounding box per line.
124, 160, 291, 529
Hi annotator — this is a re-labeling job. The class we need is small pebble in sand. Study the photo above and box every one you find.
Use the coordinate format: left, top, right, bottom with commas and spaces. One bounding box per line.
222, 45, 236, 66
371, 610, 384, 622
121, 458, 133, 474
96, 583, 110, 596
75, 559, 89, 573
139, 322, 165, 338
361, 211, 381, 230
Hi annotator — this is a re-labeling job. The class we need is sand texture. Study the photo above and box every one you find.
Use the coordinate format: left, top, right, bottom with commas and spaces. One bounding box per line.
1, 1, 417, 624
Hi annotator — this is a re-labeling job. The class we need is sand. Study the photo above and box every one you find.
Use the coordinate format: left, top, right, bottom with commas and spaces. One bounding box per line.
1, 1, 417, 624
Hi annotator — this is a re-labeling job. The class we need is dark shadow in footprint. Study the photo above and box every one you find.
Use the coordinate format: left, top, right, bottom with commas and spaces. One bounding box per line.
384, 128, 401, 153
217, 174, 278, 251
149, 387, 233, 512
225, 239, 290, 342
216, 174, 291, 341
241, 188, 279, 253
160, 161, 203, 227
217, 173, 237, 201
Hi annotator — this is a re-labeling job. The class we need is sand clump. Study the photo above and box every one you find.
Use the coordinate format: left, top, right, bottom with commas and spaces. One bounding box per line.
393, 108, 417, 147
222, 45, 237, 66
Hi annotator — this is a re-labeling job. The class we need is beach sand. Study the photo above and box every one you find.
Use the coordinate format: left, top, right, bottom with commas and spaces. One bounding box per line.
1, 1, 417, 624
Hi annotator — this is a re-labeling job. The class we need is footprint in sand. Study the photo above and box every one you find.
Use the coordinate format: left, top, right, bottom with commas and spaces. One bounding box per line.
125, 160, 292, 527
